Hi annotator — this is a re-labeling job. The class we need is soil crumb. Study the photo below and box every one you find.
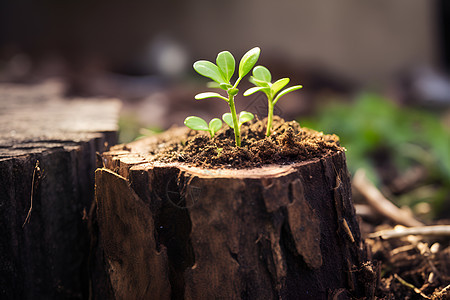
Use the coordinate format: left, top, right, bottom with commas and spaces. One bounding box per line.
144, 116, 343, 169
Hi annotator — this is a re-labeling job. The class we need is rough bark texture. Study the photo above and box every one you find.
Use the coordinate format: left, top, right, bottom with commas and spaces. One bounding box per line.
94, 130, 375, 299
0, 81, 120, 299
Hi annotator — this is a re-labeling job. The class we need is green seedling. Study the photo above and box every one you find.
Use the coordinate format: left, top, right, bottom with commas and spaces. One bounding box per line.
244, 66, 303, 136
193, 47, 261, 146
184, 116, 222, 138
222, 111, 254, 131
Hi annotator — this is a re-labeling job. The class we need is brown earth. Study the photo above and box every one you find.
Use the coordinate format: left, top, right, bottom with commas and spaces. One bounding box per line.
136, 115, 343, 169
365, 225, 450, 300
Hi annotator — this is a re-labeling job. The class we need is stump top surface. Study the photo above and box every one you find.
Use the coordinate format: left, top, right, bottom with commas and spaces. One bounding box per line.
105, 115, 343, 174
0, 81, 121, 159
128, 158, 325, 178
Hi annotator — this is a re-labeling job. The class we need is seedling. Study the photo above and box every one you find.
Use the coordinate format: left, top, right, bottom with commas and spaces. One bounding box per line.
184, 116, 222, 138
244, 66, 303, 136
192, 47, 260, 146
222, 111, 254, 131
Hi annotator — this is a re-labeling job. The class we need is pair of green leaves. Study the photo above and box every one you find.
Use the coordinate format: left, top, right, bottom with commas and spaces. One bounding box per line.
184, 116, 222, 138
222, 111, 254, 129
243, 66, 303, 105
184, 111, 254, 137
193, 47, 261, 101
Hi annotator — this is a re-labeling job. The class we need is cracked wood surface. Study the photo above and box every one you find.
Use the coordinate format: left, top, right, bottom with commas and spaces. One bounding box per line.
0, 81, 120, 299
95, 128, 374, 299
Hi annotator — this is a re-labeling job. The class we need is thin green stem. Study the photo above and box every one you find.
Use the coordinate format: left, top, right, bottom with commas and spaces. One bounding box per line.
266, 99, 274, 136
232, 77, 242, 89
228, 93, 241, 147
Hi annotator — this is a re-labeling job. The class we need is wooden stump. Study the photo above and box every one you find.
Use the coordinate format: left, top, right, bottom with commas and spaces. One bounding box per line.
0, 81, 121, 299
95, 128, 375, 299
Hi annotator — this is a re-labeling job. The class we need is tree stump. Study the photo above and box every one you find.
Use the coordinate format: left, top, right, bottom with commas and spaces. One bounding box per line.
0, 81, 121, 299
95, 127, 375, 299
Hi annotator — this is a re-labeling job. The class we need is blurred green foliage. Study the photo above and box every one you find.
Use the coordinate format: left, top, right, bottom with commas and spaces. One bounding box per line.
302, 93, 450, 219
118, 113, 162, 143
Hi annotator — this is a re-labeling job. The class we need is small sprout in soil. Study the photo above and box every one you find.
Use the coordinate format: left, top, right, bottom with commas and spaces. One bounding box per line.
193, 47, 261, 146
184, 116, 222, 138
222, 111, 254, 131
244, 65, 303, 136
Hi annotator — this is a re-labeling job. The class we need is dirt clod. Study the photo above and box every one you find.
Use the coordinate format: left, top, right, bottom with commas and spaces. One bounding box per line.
146, 116, 343, 168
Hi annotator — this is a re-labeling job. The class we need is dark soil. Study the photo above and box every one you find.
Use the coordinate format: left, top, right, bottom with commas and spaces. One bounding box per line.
365, 226, 450, 300
145, 116, 343, 168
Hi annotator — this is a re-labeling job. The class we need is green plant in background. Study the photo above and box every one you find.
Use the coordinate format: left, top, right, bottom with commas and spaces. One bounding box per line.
184, 116, 222, 138
189, 47, 260, 146
302, 93, 450, 219
244, 66, 303, 136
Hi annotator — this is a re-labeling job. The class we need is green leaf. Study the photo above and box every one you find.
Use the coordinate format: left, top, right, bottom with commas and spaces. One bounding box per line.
220, 83, 233, 90
195, 92, 228, 101
249, 76, 271, 88
184, 116, 209, 131
216, 51, 235, 82
252, 65, 271, 82
238, 111, 254, 126
238, 47, 261, 78
222, 113, 234, 129
243, 86, 269, 96
206, 81, 221, 88
209, 118, 222, 135
273, 85, 303, 104
193, 60, 226, 84
271, 78, 290, 96
228, 88, 239, 96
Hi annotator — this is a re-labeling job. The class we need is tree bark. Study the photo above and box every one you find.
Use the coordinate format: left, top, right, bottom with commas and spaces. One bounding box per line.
0, 81, 120, 299
95, 128, 375, 299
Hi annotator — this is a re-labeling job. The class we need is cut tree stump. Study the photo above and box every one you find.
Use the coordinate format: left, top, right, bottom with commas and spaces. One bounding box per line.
94, 128, 376, 299
0, 81, 121, 299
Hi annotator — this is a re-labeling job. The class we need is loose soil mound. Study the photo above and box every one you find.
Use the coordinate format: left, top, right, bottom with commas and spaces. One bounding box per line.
145, 116, 343, 168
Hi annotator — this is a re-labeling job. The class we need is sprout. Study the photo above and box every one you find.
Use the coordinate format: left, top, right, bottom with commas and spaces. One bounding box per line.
244, 66, 302, 136
222, 111, 254, 130
191, 47, 261, 146
184, 116, 222, 138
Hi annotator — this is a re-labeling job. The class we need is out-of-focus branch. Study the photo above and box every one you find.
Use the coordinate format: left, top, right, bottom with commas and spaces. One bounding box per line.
368, 225, 450, 239
353, 169, 424, 227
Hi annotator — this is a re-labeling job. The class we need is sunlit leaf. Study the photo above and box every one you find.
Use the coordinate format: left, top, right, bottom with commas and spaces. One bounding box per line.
220, 83, 233, 90
273, 85, 303, 104
238, 47, 261, 78
271, 78, 290, 96
239, 111, 254, 126
222, 113, 234, 129
216, 51, 235, 82
249, 76, 271, 88
193, 60, 226, 84
184, 116, 209, 131
252, 65, 271, 82
195, 92, 228, 101
243, 86, 269, 96
209, 118, 222, 135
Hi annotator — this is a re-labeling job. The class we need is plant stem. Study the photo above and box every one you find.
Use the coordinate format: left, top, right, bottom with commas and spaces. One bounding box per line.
228, 94, 241, 147
266, 99, 274, 137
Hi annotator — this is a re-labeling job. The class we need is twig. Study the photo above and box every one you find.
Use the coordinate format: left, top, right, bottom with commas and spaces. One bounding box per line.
368, 225, 450, 239
432, 283, 450, 299
353, 169, 423, 227
394, 274, 431, 299
23, 160, 41, 228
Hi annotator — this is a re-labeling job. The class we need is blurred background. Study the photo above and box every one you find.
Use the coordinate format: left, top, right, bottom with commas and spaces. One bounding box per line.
1, 0, 449, 219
